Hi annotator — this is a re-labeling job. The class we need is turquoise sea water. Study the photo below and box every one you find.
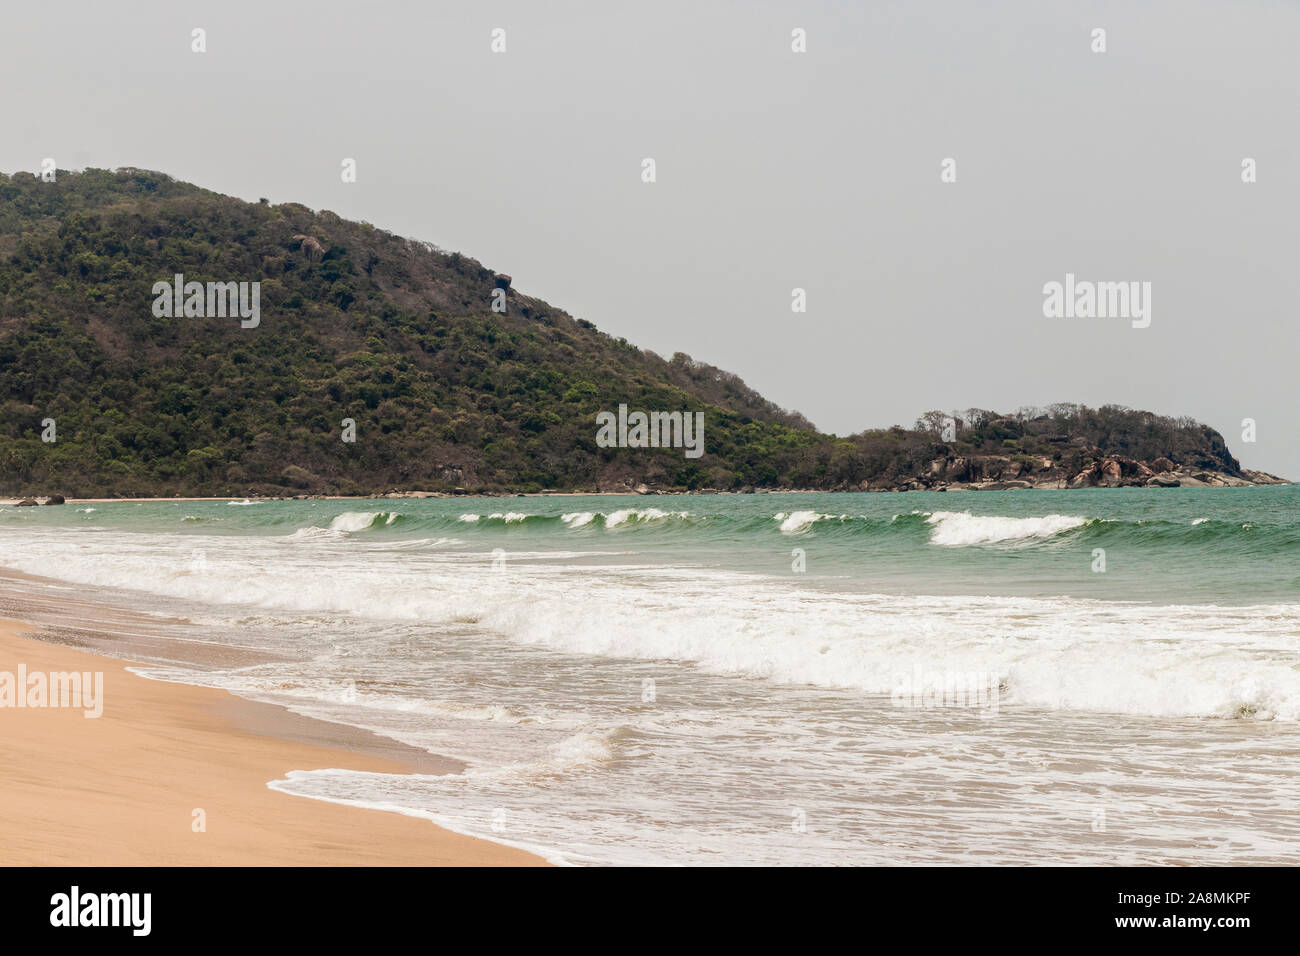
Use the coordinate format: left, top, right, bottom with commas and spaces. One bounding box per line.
1, 487, 1297, 864
4, 485, 1297, 602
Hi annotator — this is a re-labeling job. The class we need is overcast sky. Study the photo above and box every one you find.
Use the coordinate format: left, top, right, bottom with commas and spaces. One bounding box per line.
4, 0, 1298, 476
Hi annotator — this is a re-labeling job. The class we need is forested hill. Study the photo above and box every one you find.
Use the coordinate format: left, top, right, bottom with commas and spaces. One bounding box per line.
0, 168, 1285, 496
0, 168, 818, 496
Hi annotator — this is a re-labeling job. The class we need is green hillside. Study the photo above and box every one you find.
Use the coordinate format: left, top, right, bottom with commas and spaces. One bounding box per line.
0, 168, 825, 496
0, 168, 1276, 497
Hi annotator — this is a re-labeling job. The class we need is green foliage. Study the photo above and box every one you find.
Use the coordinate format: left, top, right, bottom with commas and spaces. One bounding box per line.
0, 169, 825, 496
0, 170, 1239, 497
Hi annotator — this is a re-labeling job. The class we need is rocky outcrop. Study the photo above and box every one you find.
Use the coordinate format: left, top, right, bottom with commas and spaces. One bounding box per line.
291, 234, 327, 260
42, 494, 65, 505
15, 498, 37, 506
927, 455, 1049, 484
1240, 469, 1291, 486
1065, 457, 1159, 489
1098, 459, 1123, 486
1068, 466, 1097, 489
889, 452, 1286, 493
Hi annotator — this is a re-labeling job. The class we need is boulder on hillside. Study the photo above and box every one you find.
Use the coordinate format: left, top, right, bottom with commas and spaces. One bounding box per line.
1118, 458, 1154, 479
1150, 457, 1175, 473
943, 457, 970, 481
1240, 469, 1291, 485
291, 234, 327, 260
1068, 465, 1098, 489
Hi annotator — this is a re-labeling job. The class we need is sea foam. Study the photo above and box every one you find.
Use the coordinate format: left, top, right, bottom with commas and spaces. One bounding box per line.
925, 511, 1089, 546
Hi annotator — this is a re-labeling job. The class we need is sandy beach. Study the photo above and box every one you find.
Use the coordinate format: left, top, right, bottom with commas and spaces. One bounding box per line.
0, 618, 546, 866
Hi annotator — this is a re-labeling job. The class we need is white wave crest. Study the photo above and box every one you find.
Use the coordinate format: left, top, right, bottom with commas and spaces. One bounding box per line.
285, 526, 346, 541
926, 511, 1088, 546
774, 511, 834, 533
329, 512, 382, 533
604, 509, 691, 528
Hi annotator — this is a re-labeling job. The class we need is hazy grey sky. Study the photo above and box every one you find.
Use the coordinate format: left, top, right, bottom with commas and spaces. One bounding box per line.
4, 0, 1298, 476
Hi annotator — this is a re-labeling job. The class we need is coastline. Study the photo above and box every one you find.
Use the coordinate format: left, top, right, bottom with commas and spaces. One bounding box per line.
0, 477, 1293, 508
0, 617, 548, 866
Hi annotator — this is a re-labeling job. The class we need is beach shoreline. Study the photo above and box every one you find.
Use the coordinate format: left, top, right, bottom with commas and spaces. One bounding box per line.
0, 617, 548, 866
0, 478, 1292, 508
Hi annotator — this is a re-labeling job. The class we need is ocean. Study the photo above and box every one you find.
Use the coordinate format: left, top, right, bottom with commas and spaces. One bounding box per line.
2, 487, 1298, 865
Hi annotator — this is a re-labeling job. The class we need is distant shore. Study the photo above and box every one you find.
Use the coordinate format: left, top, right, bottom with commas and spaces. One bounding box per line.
2, 478, 1292, 508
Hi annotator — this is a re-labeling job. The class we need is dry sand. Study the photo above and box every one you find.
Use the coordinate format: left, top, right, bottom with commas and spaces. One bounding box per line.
0, 619, 546, 866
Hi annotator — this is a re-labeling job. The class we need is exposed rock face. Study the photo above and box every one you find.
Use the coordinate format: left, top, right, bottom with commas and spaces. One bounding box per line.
291, 234, 326, 260
493, 274, 512, 291
929, 455, 1030, 483
1068, 465, 1098, 489
884, 451, 1288, 493
1240, 469, 1291, 486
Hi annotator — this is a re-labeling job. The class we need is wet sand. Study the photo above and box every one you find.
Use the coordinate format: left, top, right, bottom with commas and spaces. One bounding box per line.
0, 617, 547, 866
